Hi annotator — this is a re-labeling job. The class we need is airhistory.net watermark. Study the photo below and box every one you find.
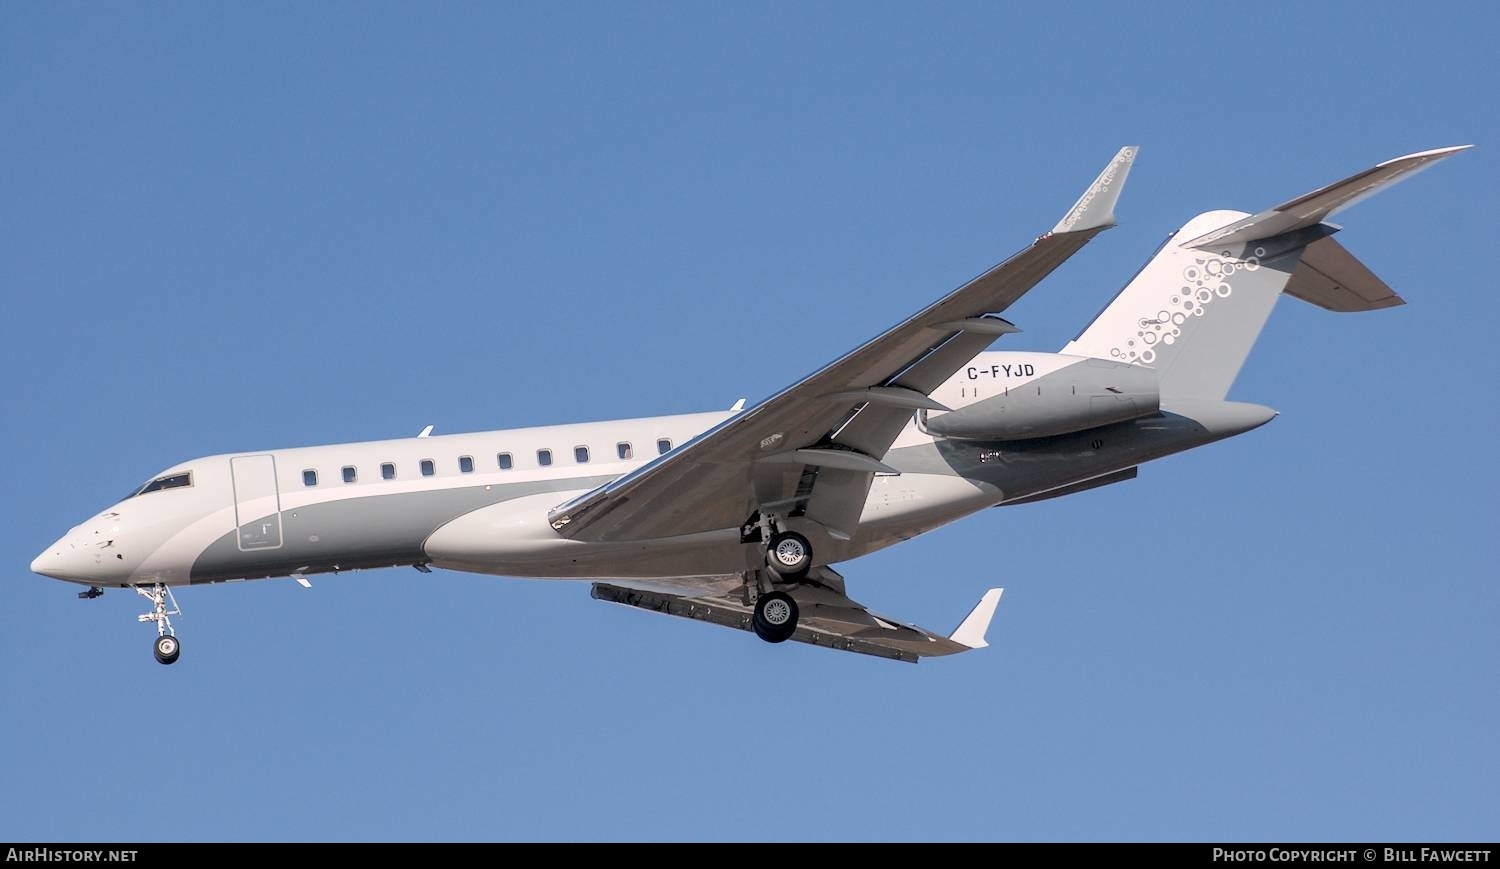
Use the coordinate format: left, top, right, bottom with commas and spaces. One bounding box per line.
5, 851, 137, 863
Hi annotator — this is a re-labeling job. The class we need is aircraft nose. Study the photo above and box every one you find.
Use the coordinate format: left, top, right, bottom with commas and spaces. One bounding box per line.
31, 542, 62, 577
31, 535, 95, 582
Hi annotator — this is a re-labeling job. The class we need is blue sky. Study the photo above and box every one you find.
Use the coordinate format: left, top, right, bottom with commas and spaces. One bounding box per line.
2, 2, 1496, 842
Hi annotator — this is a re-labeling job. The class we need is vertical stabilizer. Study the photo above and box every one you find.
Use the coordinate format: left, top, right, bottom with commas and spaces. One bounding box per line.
1063, 146, 1469, 400
1062, 212, 1313, 399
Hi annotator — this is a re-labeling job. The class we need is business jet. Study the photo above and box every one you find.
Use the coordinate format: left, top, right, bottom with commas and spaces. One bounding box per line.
31, 144, 1467, 665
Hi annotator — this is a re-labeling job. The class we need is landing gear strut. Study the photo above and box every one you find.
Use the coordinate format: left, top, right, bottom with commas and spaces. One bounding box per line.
136, 584, 181, 665
753, 590, 799, 643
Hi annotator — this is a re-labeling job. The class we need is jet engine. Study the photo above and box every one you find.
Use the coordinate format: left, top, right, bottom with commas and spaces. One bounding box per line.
923, 358, 1159, 441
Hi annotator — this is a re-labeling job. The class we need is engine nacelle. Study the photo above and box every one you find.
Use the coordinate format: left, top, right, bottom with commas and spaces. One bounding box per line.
924, 357, 1159, 441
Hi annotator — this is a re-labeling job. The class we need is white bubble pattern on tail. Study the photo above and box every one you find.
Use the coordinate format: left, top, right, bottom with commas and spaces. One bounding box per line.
1108, 245, 1265, 365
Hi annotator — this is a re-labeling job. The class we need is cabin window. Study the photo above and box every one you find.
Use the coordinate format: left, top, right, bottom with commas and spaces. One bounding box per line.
134, 472, 194, 497
420, 459, 435, 477
657, 438, 672, 455
381, 462, 396, 480
498, 452, 513, 470
574, 446, 590, 464
342, 466, 357, 484
617, 442, 633, 460
459, 455, 474, 474
303, 469, 318, 487
537, 449, 553, 467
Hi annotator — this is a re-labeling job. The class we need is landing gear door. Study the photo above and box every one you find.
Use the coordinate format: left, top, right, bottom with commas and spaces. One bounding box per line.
230, 454, 283, 551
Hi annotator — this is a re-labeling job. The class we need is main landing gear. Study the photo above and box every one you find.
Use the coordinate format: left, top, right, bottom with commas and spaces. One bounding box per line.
746, 526, 814, 644
741, 517, 817, 644
136, 584, 182, 665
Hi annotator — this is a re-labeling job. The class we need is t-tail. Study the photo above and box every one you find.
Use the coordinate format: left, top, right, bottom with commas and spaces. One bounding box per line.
1062, 146, 1470, 400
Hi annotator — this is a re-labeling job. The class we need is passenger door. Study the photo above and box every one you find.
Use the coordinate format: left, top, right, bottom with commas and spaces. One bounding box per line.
230, 454, 283, 551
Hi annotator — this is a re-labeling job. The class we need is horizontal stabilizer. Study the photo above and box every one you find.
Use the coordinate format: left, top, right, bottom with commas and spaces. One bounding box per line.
1184, 145, 1471, 249
1052, 146, 1138, 234
1283, 236, 1403, 312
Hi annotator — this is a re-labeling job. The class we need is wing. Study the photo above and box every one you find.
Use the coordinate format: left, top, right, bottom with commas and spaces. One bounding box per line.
550, 147, 1138, 542
591, 567, 1004, 664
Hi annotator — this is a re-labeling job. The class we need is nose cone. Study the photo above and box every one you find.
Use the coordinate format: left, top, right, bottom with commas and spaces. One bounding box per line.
31, 536, 99, 583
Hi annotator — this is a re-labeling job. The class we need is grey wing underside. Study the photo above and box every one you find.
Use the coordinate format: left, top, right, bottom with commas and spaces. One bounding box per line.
550, 146, 1139, 543
591, 568, 1003, 664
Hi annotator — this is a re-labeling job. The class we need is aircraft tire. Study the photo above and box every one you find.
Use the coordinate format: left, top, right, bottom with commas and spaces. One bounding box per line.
752, 591, 799, 643
765, 531, 812, 580
154, 634, 181, 665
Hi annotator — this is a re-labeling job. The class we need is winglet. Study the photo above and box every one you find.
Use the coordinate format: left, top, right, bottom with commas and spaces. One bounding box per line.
417, 424, 434, 438
949, 588, 1004, 649
1051, 146, 1138, 235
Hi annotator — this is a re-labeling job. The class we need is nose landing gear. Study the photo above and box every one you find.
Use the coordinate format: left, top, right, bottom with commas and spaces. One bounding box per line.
136, 584, 182, 665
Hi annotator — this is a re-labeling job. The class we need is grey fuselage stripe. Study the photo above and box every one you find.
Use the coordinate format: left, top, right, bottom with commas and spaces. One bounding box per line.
190, 474, 617, 583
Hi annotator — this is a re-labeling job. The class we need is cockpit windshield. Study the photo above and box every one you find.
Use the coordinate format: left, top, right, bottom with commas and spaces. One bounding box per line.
124, 471, 193, 500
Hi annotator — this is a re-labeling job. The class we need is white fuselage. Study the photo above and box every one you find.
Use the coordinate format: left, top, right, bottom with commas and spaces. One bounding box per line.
30, 351, 1269, 590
